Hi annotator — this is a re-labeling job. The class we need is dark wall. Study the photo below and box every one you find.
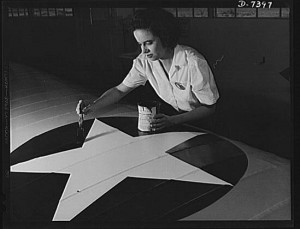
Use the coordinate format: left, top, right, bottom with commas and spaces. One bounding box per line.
4, 10, 291, 158
4, 8, 126, 93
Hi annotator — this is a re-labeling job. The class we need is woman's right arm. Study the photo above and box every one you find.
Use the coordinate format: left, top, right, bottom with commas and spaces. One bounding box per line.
76, 83, 135, 116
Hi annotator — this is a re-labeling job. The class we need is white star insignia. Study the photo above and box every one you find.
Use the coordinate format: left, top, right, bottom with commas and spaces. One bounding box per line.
11, 119, 232, 221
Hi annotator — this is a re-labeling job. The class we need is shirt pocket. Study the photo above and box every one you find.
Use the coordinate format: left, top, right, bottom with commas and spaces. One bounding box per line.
171, 81, 190, 100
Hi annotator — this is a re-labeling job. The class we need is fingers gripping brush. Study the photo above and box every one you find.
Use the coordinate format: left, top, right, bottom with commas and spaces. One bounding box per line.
76, 100, 85, 144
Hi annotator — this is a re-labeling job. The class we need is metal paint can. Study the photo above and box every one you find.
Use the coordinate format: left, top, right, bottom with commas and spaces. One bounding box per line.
138, 101, 160, 132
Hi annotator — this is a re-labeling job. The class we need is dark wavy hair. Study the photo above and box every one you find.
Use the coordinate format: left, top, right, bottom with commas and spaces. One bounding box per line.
129, 8, 180, 49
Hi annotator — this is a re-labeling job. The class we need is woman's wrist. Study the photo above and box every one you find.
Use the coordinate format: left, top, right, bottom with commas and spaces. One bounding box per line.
89, 100, 97, 112
169, 115, 180, 125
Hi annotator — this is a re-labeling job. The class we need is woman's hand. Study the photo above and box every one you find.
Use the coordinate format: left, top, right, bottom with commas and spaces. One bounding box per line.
150, 114, 175, 131
75, 100, 93, 116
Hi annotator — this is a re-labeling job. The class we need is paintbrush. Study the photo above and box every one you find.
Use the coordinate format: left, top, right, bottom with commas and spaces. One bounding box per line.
77, 100, 84, 144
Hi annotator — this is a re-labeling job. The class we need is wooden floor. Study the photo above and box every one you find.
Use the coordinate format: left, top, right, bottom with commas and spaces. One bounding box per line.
9, 62, 137, 152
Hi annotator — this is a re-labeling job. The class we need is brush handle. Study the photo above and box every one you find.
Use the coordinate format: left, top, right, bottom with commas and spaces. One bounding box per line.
78, 100, 84, 128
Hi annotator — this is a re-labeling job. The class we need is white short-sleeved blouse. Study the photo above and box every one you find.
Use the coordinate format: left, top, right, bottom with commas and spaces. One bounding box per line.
122, 44, 219, 112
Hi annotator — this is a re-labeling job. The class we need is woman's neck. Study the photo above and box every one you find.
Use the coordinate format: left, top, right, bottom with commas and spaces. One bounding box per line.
159, 48, 174, 68
159, 48, 174, 74
160, 48, 174, 61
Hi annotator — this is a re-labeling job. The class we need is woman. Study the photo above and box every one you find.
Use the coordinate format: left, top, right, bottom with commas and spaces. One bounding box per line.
76, 8, 219, 131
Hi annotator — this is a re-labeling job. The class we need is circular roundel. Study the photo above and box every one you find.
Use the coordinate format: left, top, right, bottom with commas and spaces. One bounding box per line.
10, 117, 248, 221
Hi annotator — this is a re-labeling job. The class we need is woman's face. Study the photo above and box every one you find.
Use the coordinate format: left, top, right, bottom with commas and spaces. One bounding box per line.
133, 29, 168, 61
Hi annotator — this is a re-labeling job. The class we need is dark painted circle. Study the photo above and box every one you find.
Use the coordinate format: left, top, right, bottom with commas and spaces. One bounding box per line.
11, 117, 248, 221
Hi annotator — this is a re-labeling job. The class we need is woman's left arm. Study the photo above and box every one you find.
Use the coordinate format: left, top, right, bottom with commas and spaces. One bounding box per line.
151, 104, 216, 131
